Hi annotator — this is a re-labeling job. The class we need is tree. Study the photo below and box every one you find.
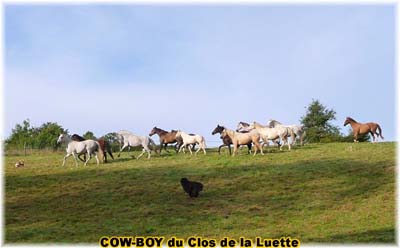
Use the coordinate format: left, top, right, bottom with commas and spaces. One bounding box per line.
82, 131, 96, 140
5, 119, 35, 149
102, 132, 120, 151
5, 120, 66, 150
35, 122, 66, 149
300, 99, 341, 143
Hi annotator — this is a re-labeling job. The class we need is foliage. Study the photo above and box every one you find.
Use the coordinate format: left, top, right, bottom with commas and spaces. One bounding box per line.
102, 132, 121, 152
300, 99, 342, 143
5, 120, 66, 150
5, 119, 34, 149
35, 122, 66, 149
82, 131, 96, 140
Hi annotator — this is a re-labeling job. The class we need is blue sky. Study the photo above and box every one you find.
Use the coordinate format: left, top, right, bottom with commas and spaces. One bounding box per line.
4, 4, 395, 144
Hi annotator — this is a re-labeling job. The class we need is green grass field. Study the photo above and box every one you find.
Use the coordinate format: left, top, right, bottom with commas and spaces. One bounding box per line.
4, 142, 396, 244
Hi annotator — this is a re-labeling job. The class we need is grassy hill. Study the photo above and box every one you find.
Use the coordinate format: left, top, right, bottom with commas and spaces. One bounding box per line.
4, 142, 395, 244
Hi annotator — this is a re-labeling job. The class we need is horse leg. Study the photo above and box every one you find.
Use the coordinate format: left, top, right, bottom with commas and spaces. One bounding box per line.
117, 144, 128, 157
108, 148, 114, 160
218, 144, 224, 154
188, 144, 193, 155
254, 140, 263, 156
286, 136, 291, 150
95, 153, 100, 165
291, 133, 297, 146
232, 142, 238, 156
62, 153, 72, 166
72, 152, 80, 166
195, 144, 201, 155
370, 131, 376, 142
137, 148, 146, 159
178, 142, 185, 153
84, 151, 91, 166
247, 143, 252, 155
353, 133, 358, 143
103, 151, 107, 163
77, 154, 85, 162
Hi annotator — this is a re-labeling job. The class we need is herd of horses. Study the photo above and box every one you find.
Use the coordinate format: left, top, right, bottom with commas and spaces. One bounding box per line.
56, 117, 384, 166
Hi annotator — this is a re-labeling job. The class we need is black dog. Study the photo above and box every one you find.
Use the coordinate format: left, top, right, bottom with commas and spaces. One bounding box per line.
180, 178, 203, 198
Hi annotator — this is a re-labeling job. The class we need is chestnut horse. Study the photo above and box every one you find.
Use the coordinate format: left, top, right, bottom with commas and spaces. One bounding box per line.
343, 117, 384, 142
149, 127, 182, 153
212, 124, 252, 155
71, 134, 114, 163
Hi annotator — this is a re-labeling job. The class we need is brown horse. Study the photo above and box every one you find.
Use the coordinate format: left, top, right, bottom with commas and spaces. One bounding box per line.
149, 127, 182, 153
212, 124, 252, 155
71, 134, 114, 162
343, 117, 384, 142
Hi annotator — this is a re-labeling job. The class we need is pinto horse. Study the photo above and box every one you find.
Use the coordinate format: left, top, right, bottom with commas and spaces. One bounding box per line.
343, 117, 384, 142
71, 134, 114, 163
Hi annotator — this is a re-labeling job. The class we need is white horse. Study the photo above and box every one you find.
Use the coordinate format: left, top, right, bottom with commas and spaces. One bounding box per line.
116, 130, 157, 159
268, 119, 306, 146
175, 130, 206, 155
236, 122, 253, 132
57, 134, 103, 166
249, 122, 293, 151
236, 121, 280, 147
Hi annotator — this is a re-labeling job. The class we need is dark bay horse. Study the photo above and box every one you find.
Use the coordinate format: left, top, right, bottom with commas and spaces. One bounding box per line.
71, 134, 114, 162
212, 125, 252, 155
343, 117, 384, 142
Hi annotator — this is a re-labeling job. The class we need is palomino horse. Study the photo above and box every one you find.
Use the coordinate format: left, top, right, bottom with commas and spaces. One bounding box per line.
268, 119, 306, 146
57, 134, 103, 166
175, 130, 206, 155
149, 127, 183, 153
221, 128, 263, 156
116, 130, 158, 159
249, 122, 293, 151
212, 124, 252, 155
71, 134, 114, 163
343, 117, 384, 142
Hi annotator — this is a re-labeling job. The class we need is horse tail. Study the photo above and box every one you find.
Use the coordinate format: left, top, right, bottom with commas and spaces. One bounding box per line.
300, 130, 306, 145
96, 141, 104, 163
377, 124, 384, 140
202, 136, 207, 148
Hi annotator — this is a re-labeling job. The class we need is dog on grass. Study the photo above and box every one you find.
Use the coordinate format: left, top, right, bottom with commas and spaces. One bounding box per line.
180, 178, 203, 198
15, 160, 24, 168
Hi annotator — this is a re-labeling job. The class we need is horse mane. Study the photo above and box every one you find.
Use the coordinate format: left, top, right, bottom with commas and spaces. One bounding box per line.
239, 121, 250, 126
269, 119, 281, 125
71, 134, 85, 141
346, 117, 357, 123
153, 126, 167, 134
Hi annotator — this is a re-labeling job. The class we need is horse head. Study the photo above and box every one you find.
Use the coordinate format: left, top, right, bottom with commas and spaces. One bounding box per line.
57, 133, 69, 144
212, 124, 225, 135
149, 127, 157, 136
344, 117, 355, 126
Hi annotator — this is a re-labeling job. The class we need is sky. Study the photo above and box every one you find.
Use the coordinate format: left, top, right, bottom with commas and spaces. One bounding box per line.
4, 4, 396, 145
